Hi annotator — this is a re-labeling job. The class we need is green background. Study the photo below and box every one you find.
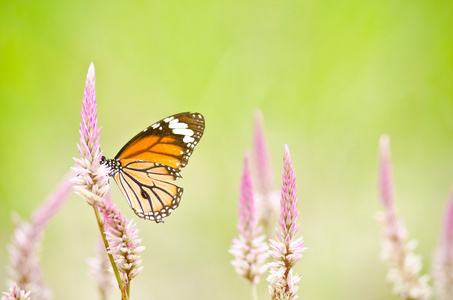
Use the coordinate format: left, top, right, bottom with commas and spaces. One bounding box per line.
1, 0, 453, 299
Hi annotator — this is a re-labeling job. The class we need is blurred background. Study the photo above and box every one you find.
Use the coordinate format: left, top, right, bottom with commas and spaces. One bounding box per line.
1, 0, 453, 299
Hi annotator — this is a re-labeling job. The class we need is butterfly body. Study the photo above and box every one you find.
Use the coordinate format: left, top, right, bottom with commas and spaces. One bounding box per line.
101, 112, 205, 223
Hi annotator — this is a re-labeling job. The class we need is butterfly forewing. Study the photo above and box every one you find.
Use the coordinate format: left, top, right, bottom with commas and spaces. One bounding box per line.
109, 112, 204, 222
115, 112, 204, 169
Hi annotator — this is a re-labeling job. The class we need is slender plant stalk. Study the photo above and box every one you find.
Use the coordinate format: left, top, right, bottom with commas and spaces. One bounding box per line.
251, 283, 258, 300
93, 207, 125, 298
121, 285, 128, 300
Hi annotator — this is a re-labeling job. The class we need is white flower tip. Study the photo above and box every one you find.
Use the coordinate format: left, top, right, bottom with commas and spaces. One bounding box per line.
253, 109, 264, 125
244, 150, 250, 165
87, 63, 95, 80
380, 134, 390, 143
284, 144, 290, 154
379, 134, 391, 155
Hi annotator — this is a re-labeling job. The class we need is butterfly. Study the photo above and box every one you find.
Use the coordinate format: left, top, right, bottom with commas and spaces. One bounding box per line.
101, 112, 205, 223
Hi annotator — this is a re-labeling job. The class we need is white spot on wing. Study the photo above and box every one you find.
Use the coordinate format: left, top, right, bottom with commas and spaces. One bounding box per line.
169, 122, 188, 129
164, 116, 174, 123
183, 135, 195, 143
173, 128, 194, 136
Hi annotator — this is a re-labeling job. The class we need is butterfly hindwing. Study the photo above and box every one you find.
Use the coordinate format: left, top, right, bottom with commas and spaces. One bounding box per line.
113, 161, 184, 222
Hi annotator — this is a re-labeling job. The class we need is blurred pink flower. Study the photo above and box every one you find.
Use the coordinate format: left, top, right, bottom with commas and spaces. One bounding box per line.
230, 151, 269, 293
6, 173, 73, 300
253, 110, 279, 235
87, 238, 116, 299
1, 284, 31, 300
432, 188, 453, 300
267, 145, 305, 300
376, 135, 431, 300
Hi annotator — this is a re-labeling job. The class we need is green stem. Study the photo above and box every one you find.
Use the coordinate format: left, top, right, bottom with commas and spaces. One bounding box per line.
93, 207, 127, 299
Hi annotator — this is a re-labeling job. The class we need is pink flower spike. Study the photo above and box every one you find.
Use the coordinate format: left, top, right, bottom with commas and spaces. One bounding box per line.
279, 145, 300, 238
267, 144, 305, 300
72, 64, 145, 298
433, 187, 453, 300
31, 172, 74, 233
237, 151, 258, 239
101, 197, 145, 287
376, 135, 432, 300
230, 151, 269, 288
72, 63, 110, 204
252, 109, 279, 236
77, 186, 145, 289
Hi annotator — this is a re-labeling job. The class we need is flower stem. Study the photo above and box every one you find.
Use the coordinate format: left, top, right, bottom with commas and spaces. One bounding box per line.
93, 206, 125, 298
251, 283, 258, 300
126, 282, 131, 298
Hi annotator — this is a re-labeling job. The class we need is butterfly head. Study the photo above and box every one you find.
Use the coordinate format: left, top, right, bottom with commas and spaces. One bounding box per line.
100, 156, 121, 177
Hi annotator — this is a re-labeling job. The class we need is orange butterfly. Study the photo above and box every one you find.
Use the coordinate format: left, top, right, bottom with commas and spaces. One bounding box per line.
101, 112, 205, 223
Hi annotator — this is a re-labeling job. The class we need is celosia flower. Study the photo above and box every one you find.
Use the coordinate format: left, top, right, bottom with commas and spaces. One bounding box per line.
432, 188, 453, 300
72, 63, 144, 299
376, 134, 432, 300
230, 151, 269, 292
1, 284, 31, 300
72, 62, 110, 204
6, 173, 73, 300
103, 201, 145, 286
77, 188, 145, 288
253, 110, 279, 235
267, 144, 305, 300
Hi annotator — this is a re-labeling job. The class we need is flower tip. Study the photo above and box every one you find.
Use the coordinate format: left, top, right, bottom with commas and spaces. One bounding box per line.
380, 133, 390, 143
284, 144, 291, 158
379, 134, 391, 155
87, 63, 95, 80
253, 108, 263, 123
244, 150, 250, 163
